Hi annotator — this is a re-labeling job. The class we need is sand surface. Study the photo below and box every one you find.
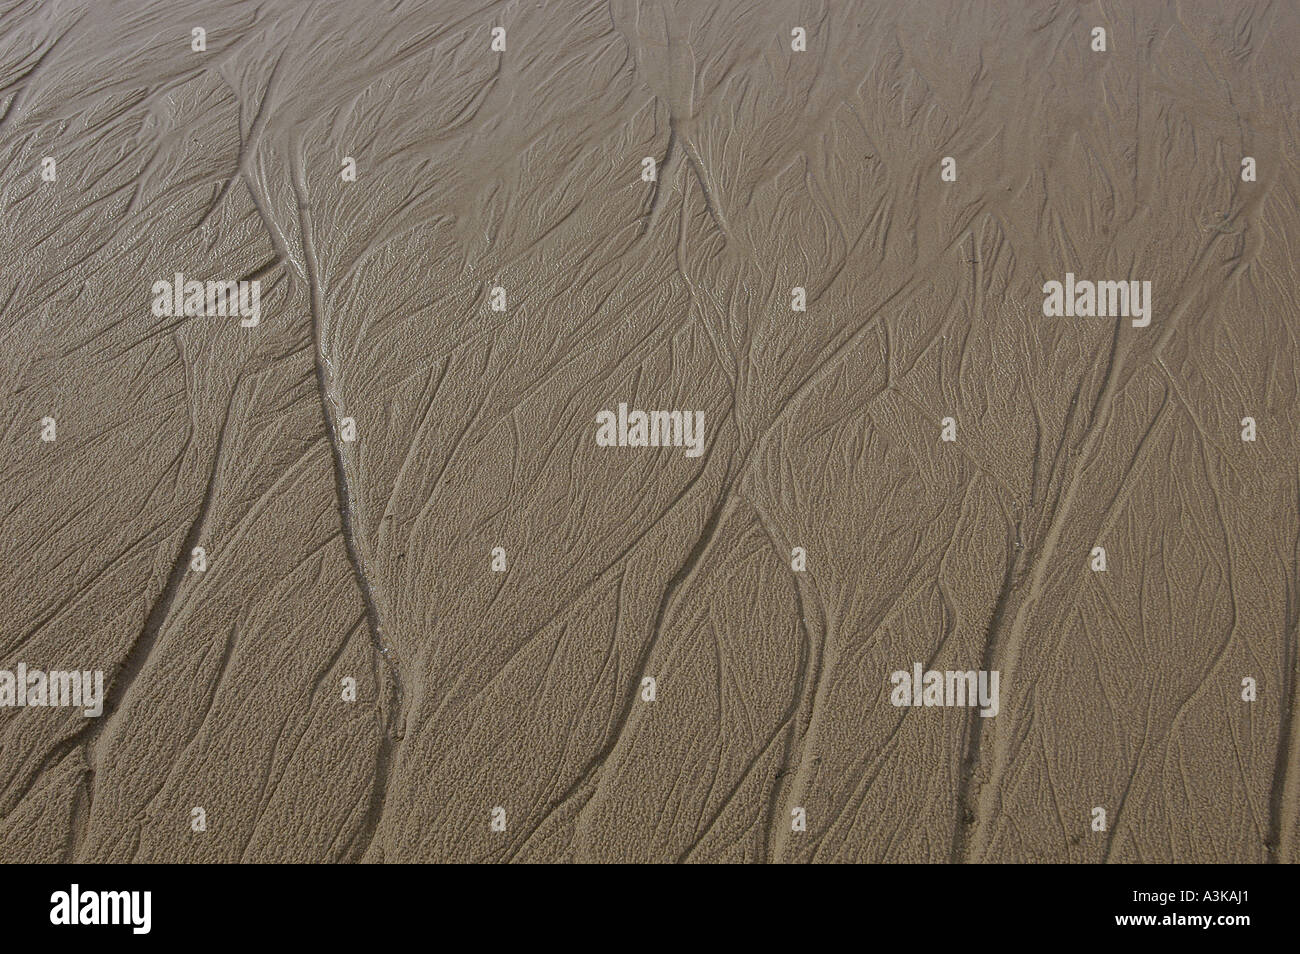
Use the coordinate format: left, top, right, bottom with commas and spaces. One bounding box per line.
2, 0, 1299, 863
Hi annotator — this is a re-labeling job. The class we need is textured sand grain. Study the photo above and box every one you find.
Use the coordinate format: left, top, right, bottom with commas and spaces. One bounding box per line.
1, 0, 1298, 862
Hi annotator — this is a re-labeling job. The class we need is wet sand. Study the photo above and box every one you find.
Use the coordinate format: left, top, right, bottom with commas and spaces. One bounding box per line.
1, 0, 1298, 862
